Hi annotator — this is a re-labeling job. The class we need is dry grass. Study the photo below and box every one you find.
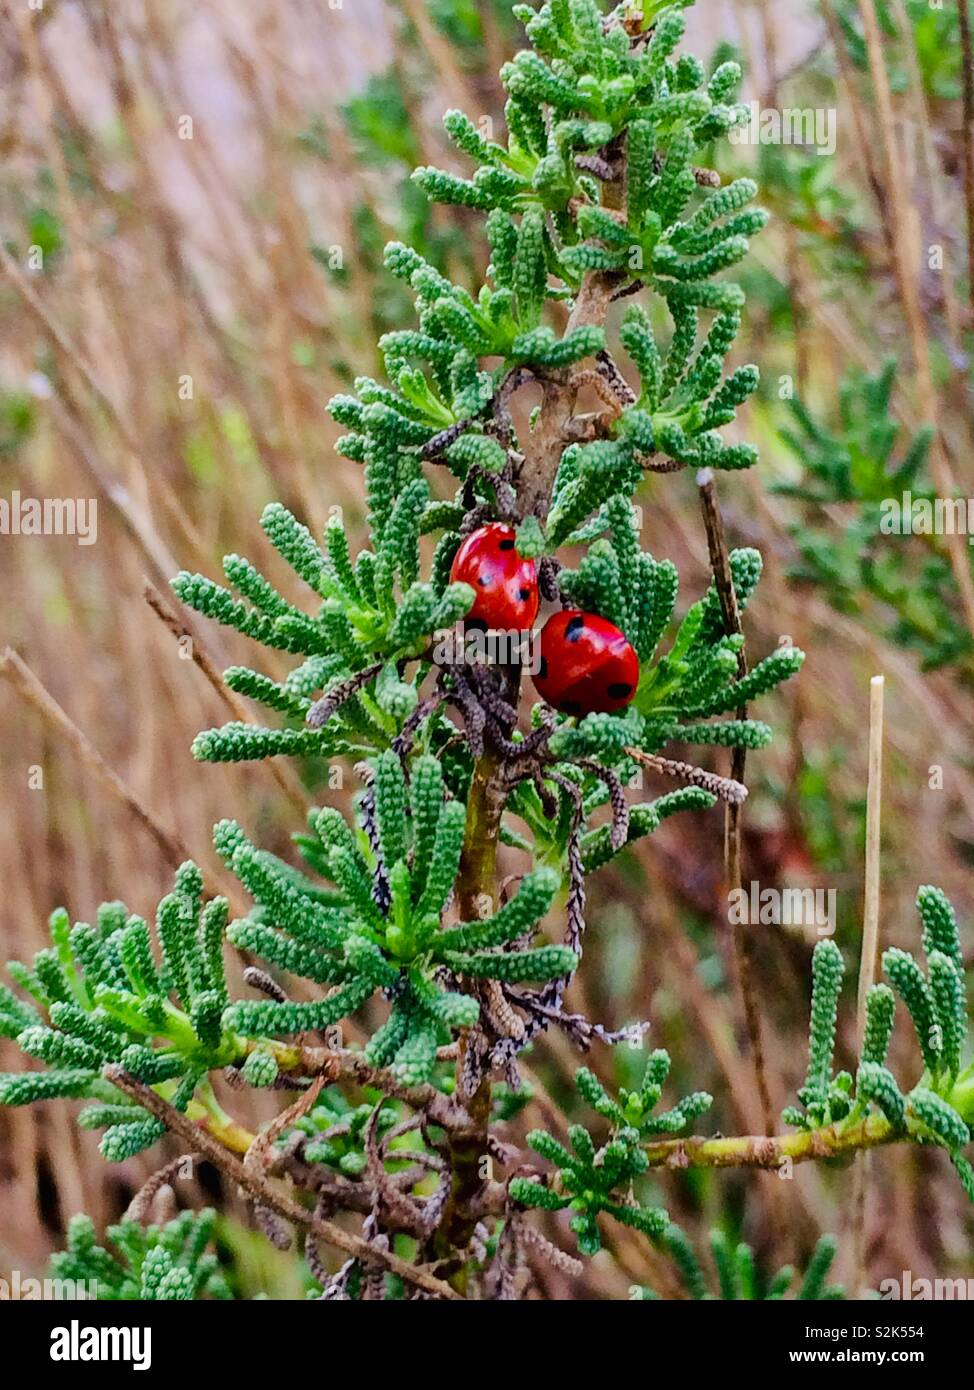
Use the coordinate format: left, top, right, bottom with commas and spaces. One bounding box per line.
1, 0, 972, 1295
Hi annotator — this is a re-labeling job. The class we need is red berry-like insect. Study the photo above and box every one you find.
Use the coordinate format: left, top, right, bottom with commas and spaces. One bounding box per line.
532, 609, 639, 716
449, 523, 539, 630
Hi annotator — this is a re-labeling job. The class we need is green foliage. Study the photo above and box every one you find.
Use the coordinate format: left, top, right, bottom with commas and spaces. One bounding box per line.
0, 796, 567, 1139
341, 72, 419, 169
0, 387, 35, 459
287, 1086, 400, 1178
173, 501, 475, 768
9, 0, 926, 1302
50, 1211, 231, 1301
882, 892, 970, 1101
832, 0, 962, 101
501, 540, 799, 870
510, 1052, 709, 1254
784, 889, 974, 1195
0, 866, 247, 1160
772, 361, 971, 674
147, 20, 801, 1004
407, 8, 763, 476
218, 753, 571, 1086
632, 1229, 844, 1301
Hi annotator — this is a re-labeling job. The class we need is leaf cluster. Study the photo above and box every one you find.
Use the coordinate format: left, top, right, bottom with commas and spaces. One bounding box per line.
50, 1210, 230, 1301
632, 1228, 844, 1301
784, 887, 974, 1199
773, 362, 969, 674
0, 864, 240, 1161
509, 1050, 710, 1254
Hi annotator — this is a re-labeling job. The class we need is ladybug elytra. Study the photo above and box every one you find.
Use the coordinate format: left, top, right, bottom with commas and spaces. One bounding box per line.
450, 523, 539, 630
532, 609, 639, 716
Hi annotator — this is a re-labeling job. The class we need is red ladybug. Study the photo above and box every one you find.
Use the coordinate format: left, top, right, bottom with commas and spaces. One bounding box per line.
449, 523, 539, 630
532, 610, 639, 716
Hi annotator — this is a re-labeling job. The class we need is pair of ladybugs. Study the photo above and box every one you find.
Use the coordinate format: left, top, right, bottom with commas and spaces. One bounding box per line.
449, 522, 639, 717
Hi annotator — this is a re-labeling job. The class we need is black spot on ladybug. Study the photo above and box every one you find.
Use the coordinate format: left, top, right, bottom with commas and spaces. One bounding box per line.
498, 538, 515, 551
518, 587, 531, 601
477, 573, 491, 586
565, 616, 585, 641
561, 699, 582, 715
607, 682, 632, 698
538, 656, 548, 679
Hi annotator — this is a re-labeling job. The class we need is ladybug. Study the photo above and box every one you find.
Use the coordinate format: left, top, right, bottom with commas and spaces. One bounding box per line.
449, 523, 539, 630
532, 609, 639, 716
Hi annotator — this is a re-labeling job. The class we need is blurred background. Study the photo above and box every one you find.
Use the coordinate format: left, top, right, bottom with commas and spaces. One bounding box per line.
1, 0, 973, 1298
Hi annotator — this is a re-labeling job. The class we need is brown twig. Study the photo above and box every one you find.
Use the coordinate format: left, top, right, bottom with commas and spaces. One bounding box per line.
274, 1045, 467, 1129
642, 1113, 896, 1172
0, 644, 249, 915
625, 748, 748, 807
695, 470, 774, 1137
0, 240, 209, 581
0, 647, 190, 869
855, 0, 974, 641
124, 1153, 204, 1224
513, 147, 627, 520
820, 0, 889, 220
594, 349, 637, 406
960, 0, 974, 324
144, 581, 312, 817
307, 662, 384, 729
102, 1066, 463, 1300
852, 674, 885, 1294
856, 676, 886, 1045
243, 1075, 327, 1179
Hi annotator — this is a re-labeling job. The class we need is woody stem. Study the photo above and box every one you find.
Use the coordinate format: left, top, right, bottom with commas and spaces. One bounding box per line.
642, 1113, 895, 1171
